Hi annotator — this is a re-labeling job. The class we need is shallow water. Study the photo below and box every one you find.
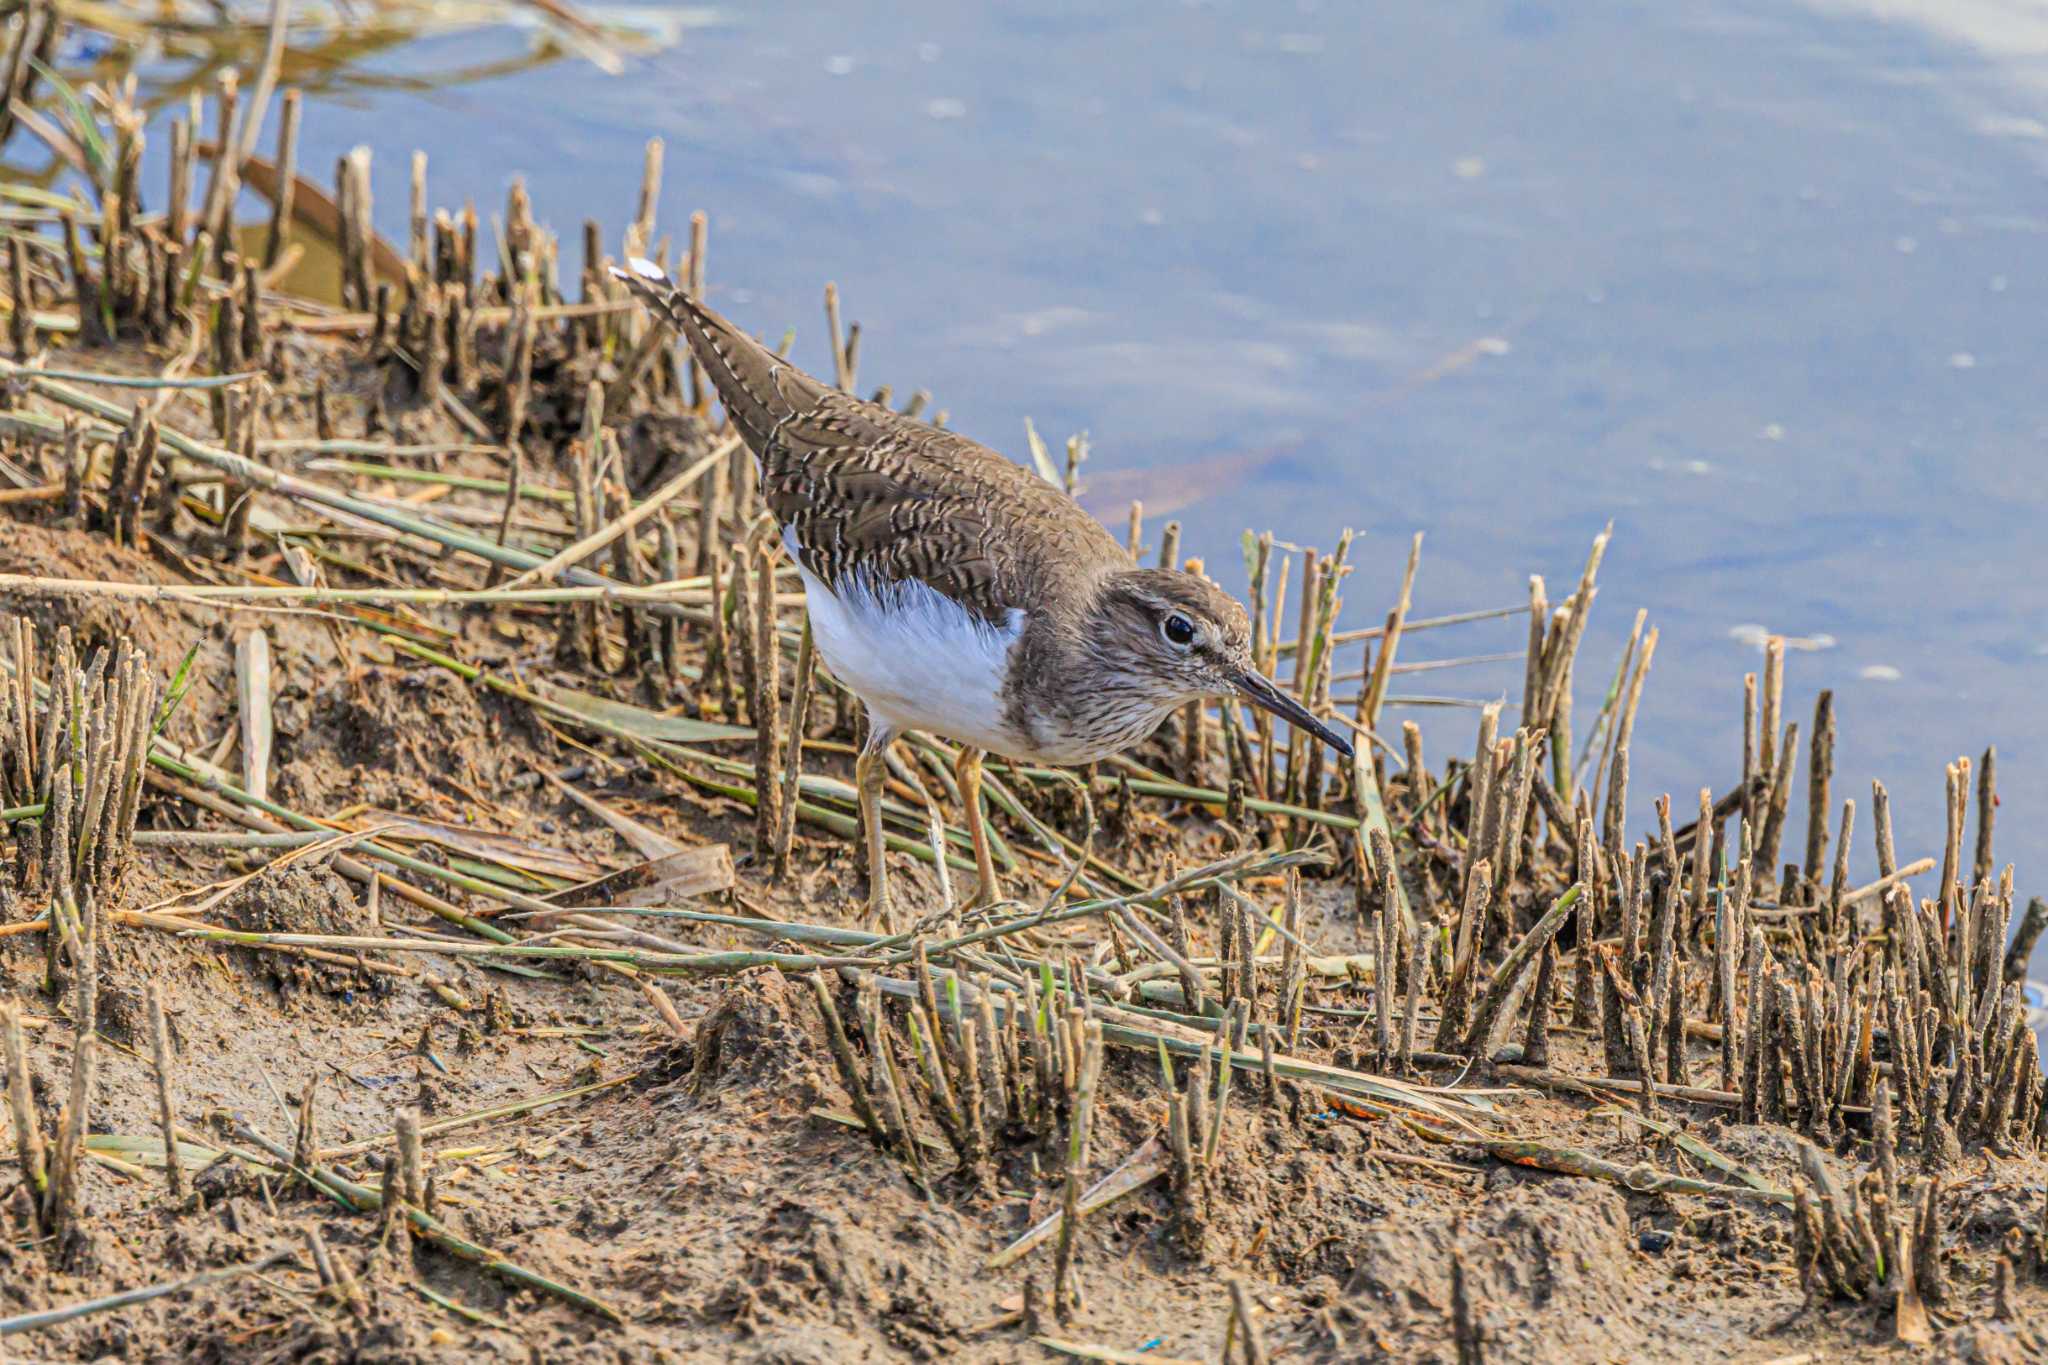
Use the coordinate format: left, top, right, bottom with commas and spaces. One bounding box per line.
146, 3, 2048, 953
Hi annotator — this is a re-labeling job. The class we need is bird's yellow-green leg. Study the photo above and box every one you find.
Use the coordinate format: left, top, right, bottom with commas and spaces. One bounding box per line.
856, 723, 897, 927
954, 745, 1001, 909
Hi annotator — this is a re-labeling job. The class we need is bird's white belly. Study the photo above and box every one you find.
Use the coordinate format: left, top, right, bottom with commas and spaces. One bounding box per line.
791, 553, 1026, 754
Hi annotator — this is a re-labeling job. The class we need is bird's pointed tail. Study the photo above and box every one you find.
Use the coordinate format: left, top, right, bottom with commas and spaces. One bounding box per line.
609, 257, 691, 331
610, 259, 819, 454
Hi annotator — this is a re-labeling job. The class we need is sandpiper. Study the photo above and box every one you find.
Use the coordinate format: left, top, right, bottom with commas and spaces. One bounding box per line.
616, 262, 1351, 922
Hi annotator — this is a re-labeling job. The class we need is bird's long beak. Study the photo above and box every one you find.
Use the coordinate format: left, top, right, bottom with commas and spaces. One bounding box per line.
1231, 668, 1354, 758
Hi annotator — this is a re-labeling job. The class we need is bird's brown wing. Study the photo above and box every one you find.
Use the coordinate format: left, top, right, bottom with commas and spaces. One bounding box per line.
614, 266, 1128, 627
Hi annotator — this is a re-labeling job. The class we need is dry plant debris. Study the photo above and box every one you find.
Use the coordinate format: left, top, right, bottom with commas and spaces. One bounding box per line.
0, 6, 2040, 1362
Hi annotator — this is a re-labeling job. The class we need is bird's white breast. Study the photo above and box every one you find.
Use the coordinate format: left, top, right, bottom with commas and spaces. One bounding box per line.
788, 535, 1026, 754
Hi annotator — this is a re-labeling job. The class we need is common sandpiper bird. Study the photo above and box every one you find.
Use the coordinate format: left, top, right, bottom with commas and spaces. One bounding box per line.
616, 262, 1351, 922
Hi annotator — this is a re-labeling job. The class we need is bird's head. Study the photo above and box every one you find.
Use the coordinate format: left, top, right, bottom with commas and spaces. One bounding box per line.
1084, 568, 1353, 756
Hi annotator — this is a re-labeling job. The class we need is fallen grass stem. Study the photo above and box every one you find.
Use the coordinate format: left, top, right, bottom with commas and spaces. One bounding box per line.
0, 1250, 297, 1336
229, 1119, 626, 1322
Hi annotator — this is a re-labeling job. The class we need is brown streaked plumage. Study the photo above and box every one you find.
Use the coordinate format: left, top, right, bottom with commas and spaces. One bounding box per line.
615, 262, 1350, 923
628, 273, 1124, 631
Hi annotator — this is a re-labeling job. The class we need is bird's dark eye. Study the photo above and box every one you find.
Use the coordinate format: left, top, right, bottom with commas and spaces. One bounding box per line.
1162, 613, 1197, 647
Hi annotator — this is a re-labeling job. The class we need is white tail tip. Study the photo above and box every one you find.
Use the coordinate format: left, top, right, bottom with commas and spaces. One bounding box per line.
609, 259, 672, 291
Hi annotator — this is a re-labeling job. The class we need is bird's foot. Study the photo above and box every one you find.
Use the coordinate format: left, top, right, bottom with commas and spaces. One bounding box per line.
953, 872, 1004, 916
864, 880, 894, 931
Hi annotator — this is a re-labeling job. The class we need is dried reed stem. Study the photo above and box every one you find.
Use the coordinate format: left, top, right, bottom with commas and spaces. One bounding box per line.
1052, 1019, 1104, 1320
2, 1003, 44, 1218
145, 984, 184, 1200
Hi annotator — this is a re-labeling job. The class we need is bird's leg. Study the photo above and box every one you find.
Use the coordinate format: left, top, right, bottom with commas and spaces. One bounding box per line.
856, 722, 898, 927
953, 746, 1001, 909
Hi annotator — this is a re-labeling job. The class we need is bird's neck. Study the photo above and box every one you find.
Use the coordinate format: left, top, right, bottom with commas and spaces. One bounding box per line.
998, 580, 1177, 763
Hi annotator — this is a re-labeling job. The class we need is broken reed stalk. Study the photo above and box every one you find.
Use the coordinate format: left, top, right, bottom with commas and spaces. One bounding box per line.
864, 981, 929, 1190
145, 983, 183, 1200
2, 1003, 45, 1222
1052, 1019, 1104, 1321
774, 622, 814, 876
263, 88, 302, 269
0, 621, 158, 903
1803, 690, 1834, 900
1973, 744, 1997, 890
393, 1109, 425, 1210
809, 971, 888, 1151
1359, 532, 1420, 729
291, 1081, 322, 1196
1434, 860, 1492, 1049
752, 542, 782, 862
1370, 831, 1396, 1064
234, 628, 270, 804
1791, 1127, 1947, 1344
45, 888, 96, 1236
2005, 896, 2047, 985
1461, 883, 1582, 1057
